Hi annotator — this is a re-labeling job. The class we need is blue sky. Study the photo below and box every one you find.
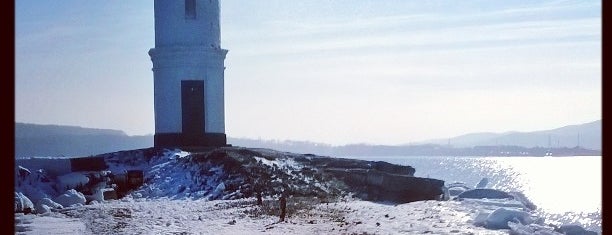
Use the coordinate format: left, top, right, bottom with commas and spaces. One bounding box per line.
16, 0, 601, 145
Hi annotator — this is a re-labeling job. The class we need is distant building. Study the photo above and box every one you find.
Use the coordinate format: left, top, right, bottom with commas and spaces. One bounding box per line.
149, 0, 228, 147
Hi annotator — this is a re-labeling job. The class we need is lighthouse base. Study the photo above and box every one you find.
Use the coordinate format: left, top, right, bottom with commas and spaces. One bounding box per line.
154, 133, 227, 148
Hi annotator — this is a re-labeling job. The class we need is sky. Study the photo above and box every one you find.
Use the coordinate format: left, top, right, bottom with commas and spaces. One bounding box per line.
15, 0, 601, 145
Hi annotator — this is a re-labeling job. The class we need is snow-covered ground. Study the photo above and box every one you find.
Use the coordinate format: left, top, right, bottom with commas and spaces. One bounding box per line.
15, 196, 518, 235
15, 193, 597, 234
14, 148, 600, 234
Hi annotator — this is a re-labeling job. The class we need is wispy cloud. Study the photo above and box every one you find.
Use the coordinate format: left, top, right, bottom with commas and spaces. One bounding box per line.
227, 16, 599, 57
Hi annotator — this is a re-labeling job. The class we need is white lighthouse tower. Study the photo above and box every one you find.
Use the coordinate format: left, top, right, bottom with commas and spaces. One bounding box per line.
149, 0, 227, 147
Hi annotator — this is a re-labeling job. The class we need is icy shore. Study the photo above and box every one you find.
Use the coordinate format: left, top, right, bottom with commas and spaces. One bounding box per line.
15, 147, 599, 234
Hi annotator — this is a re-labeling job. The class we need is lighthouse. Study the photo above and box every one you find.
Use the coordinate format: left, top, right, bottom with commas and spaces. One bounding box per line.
149, 0, 227, 147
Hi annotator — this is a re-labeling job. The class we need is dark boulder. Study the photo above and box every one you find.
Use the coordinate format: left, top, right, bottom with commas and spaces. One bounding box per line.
555, 224, 598, 235
372, 161, 415, 176
456, 188, 514, 199
326, 168, 444, 203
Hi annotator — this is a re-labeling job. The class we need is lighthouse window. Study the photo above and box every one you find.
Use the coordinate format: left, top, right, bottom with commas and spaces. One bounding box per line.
185, 0, 196, 19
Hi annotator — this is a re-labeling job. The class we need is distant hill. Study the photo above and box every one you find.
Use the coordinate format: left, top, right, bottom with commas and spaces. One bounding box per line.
227, 137, 335, 155
419, 120, 601, 151
15, 123, 126, 138
15, 120, 600, 158
15, 123, 153, 158
226, 137, 599, 157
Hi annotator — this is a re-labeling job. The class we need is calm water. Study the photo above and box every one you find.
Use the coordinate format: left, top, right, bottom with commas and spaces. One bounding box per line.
347, 156, 602, 232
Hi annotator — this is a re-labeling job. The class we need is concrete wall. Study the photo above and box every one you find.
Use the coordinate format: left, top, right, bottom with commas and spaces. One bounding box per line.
151, 0, 227, 136
154, 0, 220, 47
150, 47, 227, 134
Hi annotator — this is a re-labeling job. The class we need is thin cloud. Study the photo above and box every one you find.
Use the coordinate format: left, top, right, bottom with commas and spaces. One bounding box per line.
228, 16, 599, 57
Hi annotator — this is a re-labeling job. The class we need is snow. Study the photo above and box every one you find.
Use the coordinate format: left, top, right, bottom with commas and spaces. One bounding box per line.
54, 189, 86, 208
11, 197, 544, 235
15, 192, 34, 213
15, 213, 87, 234
172, 150, 191, 159
15, 167, 58, 205
254, 156, 276, 167
253, 156, 303, 174
482, 207, 535, 229
132, 149, 229, 199
15, 191, 599, 235
57, 173, 89, 191
35, 198, 63, 214
35, 204, 52, 214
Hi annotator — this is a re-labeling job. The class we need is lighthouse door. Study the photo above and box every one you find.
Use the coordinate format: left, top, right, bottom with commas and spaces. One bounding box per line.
181, 80, 205, 145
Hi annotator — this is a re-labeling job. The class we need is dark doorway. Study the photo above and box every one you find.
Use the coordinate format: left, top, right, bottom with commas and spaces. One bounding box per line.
182, 80, 205, 145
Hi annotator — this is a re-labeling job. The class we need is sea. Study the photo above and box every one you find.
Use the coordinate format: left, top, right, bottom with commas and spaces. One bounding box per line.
346, 155, 602, 232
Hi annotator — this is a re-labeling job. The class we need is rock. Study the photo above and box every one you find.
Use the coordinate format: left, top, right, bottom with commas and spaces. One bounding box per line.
201, 147, 440, 203
209, 147, 443, 203
16, 147, 446, 206
456, 188, 514, 200
15, 192, 35, 214
17, 166, 31, 179
303, 156, 415, 176
103, 188, 118, 200
446, 182, 471, 197
36, 204, 52, 214
475, 178, 489, 188
36, 198, 64, 210
507, 221, 558, 235
447, 187, 468, 197
54, 189, 86, 207
447, 182, 470, 189
91, 188, 118, 202
441, 186, 450, 200
555, 224, 598, 235
209, 182, 225, 200
485, 207, 534, 229
372, 161, 416, 176
508, 191, 537, 211
325, 168, 444, 203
